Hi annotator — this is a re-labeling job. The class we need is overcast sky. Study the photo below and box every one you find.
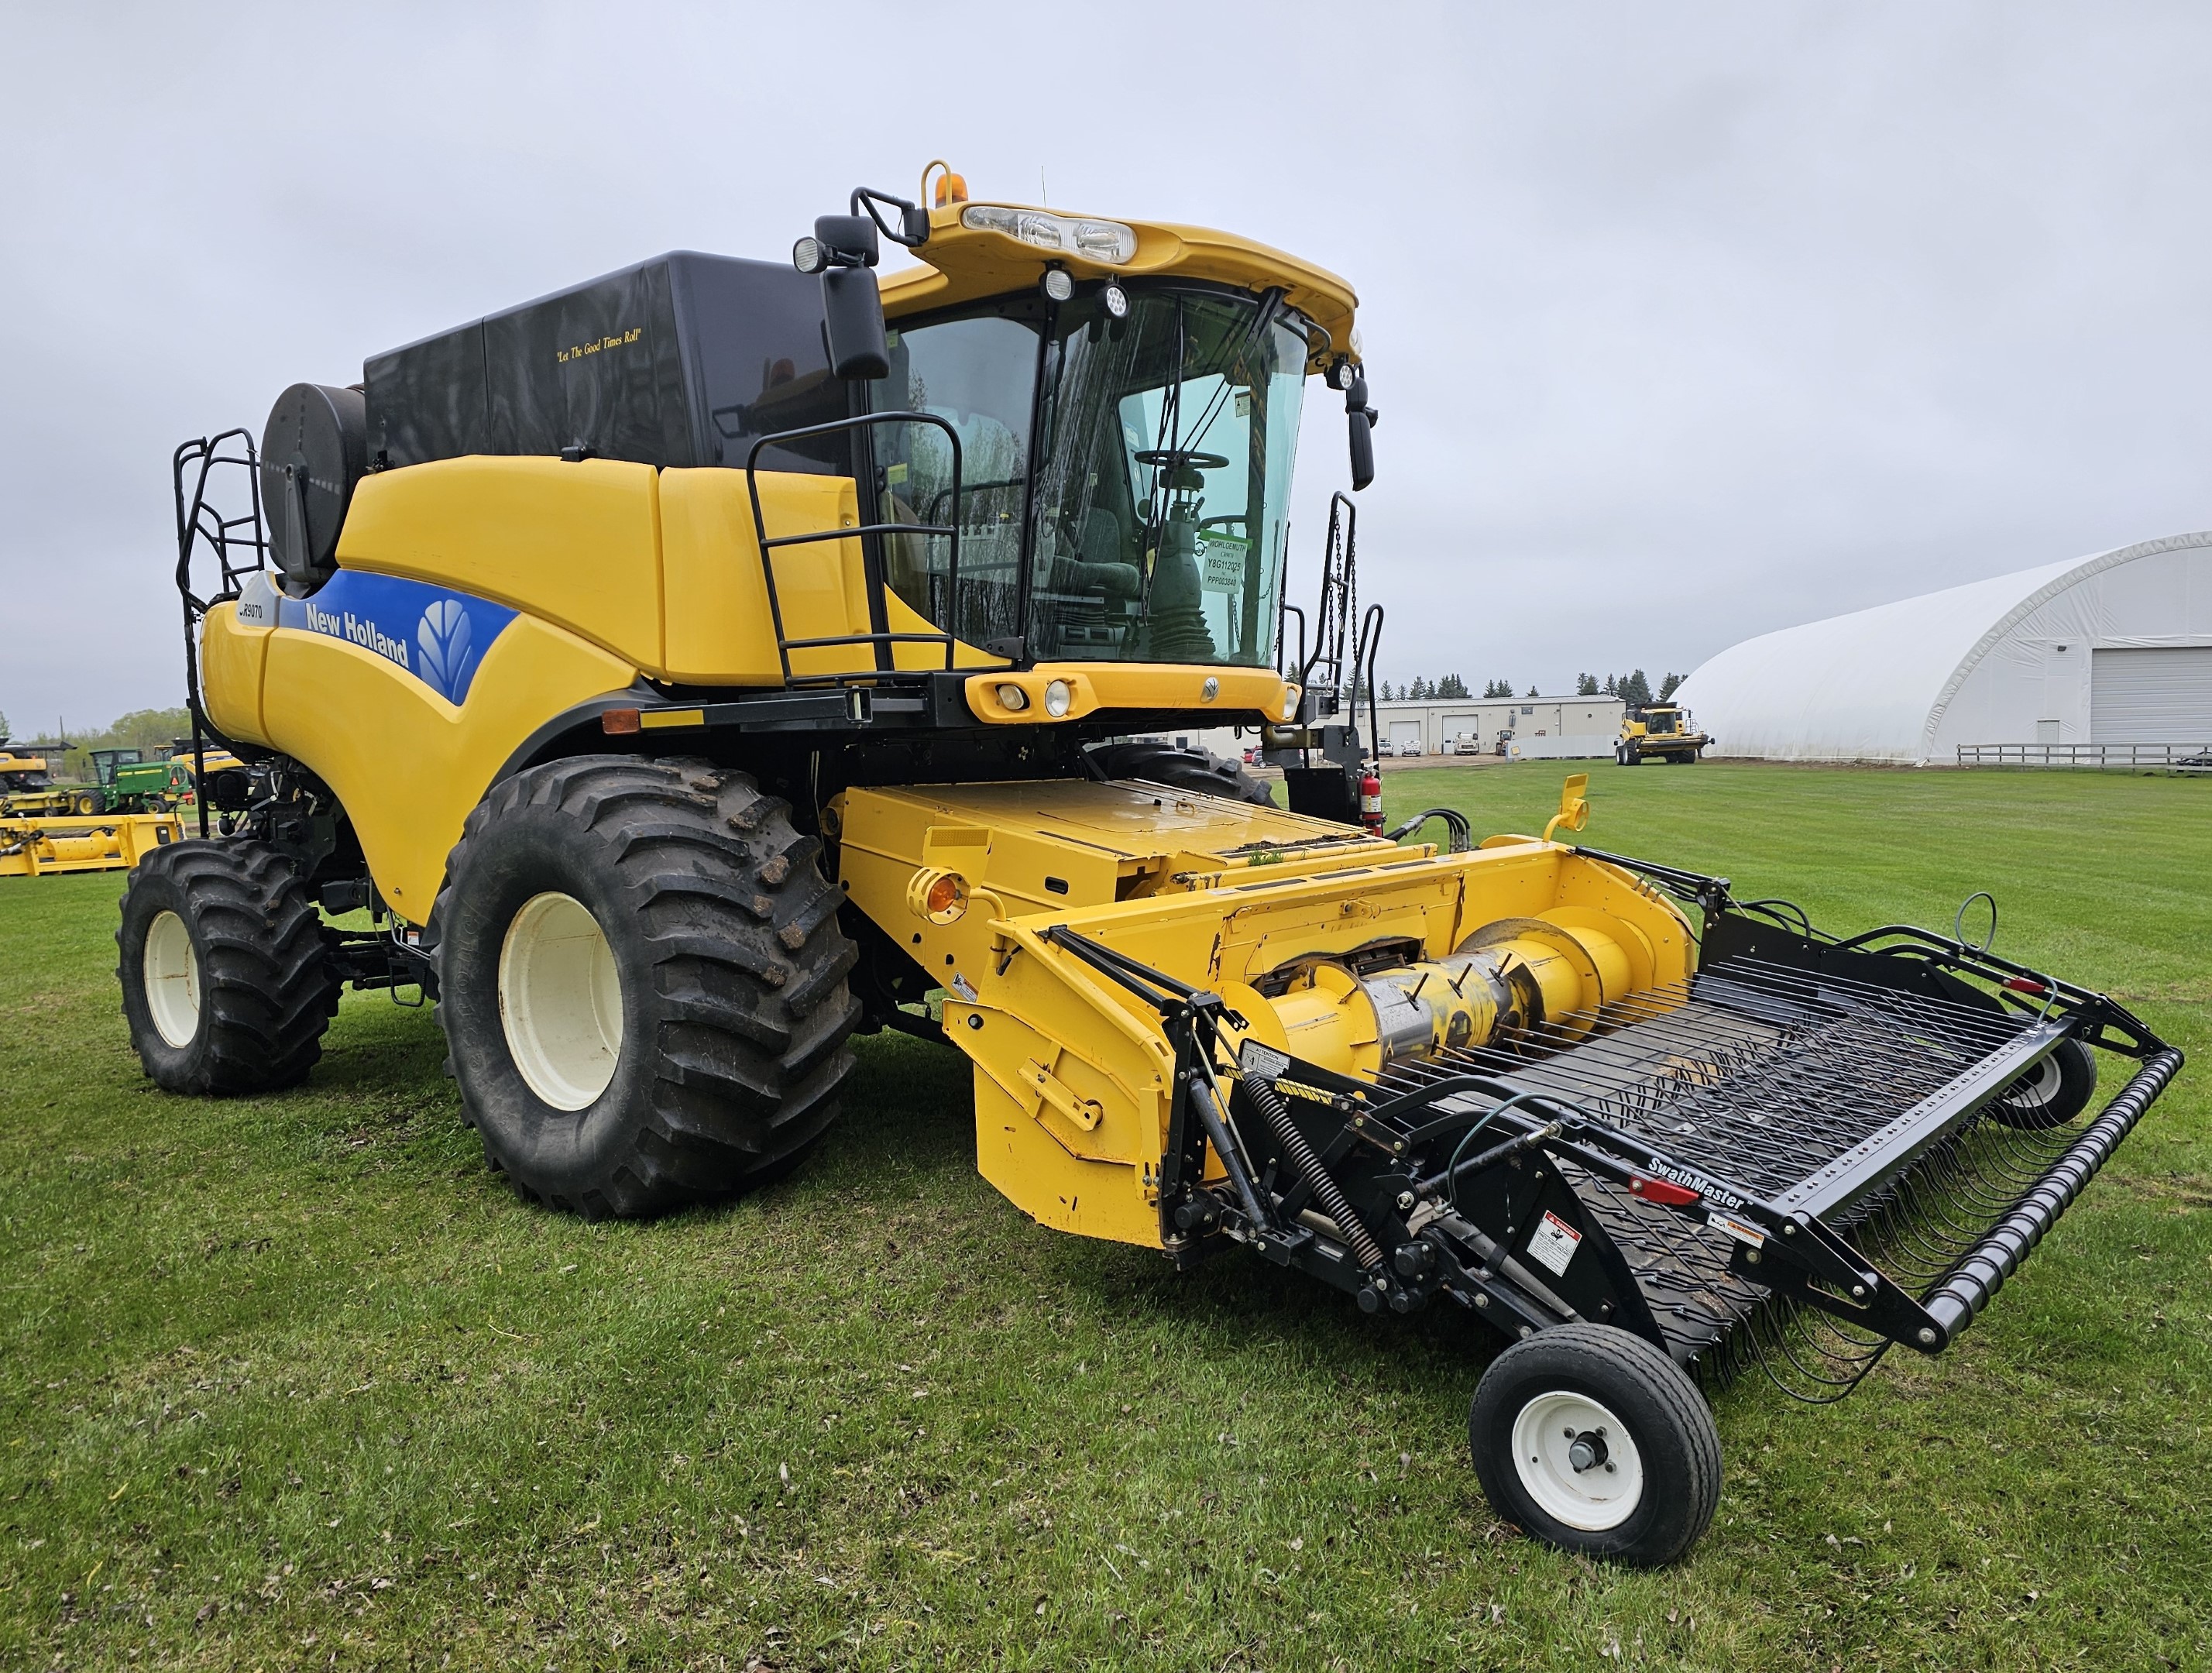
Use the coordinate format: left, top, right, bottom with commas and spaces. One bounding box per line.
5, 2, 2210, 733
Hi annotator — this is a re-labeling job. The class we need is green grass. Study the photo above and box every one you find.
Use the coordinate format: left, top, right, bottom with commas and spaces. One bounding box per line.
2, 761, 2207, 1670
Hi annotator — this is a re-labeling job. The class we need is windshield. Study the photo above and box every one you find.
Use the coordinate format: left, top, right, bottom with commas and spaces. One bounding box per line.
868, 286, 1307, 667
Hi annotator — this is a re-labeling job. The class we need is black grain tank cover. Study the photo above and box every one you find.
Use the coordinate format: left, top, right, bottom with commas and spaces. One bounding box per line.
261, 383, 369, 595
362, 252, 850, 475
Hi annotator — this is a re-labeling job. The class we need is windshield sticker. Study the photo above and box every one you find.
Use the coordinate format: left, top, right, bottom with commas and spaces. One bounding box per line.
276, 571, 519, 706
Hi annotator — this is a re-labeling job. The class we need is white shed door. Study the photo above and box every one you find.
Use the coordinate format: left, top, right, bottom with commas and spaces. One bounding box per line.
2090, 648, 2212, 743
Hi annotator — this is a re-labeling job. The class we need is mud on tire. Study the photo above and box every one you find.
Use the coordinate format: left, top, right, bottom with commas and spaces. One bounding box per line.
116, 839, 340, 1094
433, 756, 861, 1218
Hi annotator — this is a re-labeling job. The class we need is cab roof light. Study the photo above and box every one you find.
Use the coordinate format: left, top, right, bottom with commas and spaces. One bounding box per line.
924, 159, 969, 208
961, 204, 1136, 266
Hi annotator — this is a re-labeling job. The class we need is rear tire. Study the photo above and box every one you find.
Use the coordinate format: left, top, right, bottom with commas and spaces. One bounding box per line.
1087, 739, 1276, 807
116, 839, 339, 1093
1989, 1036, 2097, 1130
1470, 1323, 1720, 1567
433, 756, 861, 1218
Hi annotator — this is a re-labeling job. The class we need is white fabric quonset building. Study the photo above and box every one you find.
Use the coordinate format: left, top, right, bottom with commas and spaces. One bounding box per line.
1674, 532, 2212, 764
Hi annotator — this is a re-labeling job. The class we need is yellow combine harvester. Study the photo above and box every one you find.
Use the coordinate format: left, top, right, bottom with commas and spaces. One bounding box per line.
1616, 701, 1710, 766
132, 166, 2178, 1565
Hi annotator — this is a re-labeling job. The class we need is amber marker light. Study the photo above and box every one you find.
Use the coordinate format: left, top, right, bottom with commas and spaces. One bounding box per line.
906, 867, 970, 925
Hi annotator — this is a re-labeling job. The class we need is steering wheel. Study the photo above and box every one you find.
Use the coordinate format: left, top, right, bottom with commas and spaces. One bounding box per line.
1133, 449, 1230, 472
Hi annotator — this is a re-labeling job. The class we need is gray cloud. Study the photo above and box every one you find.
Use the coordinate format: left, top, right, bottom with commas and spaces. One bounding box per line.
5, 1, 2209, 729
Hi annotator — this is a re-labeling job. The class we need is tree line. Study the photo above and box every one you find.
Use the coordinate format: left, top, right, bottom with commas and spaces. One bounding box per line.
1369, 672, 1688, 704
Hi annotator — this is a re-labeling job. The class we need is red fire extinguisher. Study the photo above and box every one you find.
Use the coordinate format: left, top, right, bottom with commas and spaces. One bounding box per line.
1359, 765, 1384, 835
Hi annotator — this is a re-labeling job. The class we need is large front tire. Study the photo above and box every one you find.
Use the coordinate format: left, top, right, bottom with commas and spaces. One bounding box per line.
116, 840, 339, 1094
1469, 1324, 1721, 1567
434, 757, 860, 1218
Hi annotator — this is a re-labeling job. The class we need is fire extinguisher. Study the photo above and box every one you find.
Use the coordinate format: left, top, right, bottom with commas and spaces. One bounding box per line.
1359, 765, 1384, 835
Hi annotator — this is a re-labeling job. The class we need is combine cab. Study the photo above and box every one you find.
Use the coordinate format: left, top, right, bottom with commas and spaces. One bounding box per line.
128, 166, 2179, 1565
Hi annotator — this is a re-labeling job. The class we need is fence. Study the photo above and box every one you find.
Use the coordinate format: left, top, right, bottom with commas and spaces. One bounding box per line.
1956, 742, 2212, 772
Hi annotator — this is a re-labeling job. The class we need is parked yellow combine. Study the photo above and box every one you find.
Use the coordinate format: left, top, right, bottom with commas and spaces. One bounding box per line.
129, 166, 2179, 1565
1616, 701, 1710, 766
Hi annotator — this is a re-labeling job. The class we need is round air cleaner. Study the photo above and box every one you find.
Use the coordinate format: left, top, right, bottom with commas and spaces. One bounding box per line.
259, 383, 367, 595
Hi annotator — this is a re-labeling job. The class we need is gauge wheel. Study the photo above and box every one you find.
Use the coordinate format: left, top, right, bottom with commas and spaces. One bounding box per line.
116, 839, 339, 1094
1988, 1037, 2097, 1130
433, 756, 861, 1219
1470, 1323, 1721, 1567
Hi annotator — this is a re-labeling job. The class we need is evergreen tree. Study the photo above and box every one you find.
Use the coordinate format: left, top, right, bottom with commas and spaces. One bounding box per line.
1602, 675, 1617, 696
1525, 685, 1538, 698
1576, 673, 1599, 696
1620, 668, 1652, 707
1658, 671, 1685, 700
1436, 673, 1469, 699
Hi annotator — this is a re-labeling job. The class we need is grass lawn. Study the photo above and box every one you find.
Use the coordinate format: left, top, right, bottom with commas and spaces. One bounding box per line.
2, 761, 2207, 1670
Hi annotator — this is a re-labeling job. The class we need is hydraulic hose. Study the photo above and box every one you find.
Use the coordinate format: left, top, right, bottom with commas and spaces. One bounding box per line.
1244, 1075, 1388, 1275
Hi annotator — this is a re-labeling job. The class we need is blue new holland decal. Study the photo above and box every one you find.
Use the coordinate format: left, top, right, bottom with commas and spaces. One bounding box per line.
277, 570, 518, 706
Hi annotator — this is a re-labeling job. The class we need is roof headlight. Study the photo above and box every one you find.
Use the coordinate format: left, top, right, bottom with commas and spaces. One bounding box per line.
1043, 678, 1073, 718
1041, 266, 1073, 303
792, 235, 827, 275
961, 204, 1137, 266
1102, 282, 1129, 319
996, 682, 1029, 712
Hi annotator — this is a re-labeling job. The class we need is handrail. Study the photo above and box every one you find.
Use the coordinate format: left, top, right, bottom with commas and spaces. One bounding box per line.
172, 430, 266, 837
743, 411, 965, 688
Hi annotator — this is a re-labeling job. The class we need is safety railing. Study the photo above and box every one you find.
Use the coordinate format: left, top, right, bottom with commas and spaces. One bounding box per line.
172, 431, 270, 835
744, 412, 963, 688
1956, 742, 2212, 771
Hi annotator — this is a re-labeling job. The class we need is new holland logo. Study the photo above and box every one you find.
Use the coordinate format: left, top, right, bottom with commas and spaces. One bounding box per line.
277, 571, 517, 706
416, 599, 477, 703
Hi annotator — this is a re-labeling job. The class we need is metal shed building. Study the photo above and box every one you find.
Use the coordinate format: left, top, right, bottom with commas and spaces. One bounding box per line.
1672, 532, 2212, 764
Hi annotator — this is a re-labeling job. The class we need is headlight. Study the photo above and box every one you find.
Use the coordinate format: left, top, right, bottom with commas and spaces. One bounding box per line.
1280, 685, 1300, 721
1043, 679, 1072, 717
792, 236, 826, 275
997, 683, 1029, 712
961, 204, 1137, 266
1041, 267, 1073, 303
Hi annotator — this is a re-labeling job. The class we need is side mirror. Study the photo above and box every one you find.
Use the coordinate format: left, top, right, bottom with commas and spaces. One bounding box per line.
1342, 371, 1378, 490
822, 266, 889, 381
1348, 408, 1375, 491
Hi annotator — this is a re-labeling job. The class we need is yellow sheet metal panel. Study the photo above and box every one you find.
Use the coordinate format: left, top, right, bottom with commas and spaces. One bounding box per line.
661, 467, 1008, 684
833, 779, 1393, 1006
260, 613, 635, 919
336, 457, 665, 675
199, 599, 273, 745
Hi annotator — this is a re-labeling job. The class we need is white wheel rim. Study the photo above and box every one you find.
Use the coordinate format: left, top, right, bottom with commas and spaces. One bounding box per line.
143, 909, 201, 1048
1510, 1389, 1645, 1531
2006, 1053, 2063, 1106
497, 891, 624, 1111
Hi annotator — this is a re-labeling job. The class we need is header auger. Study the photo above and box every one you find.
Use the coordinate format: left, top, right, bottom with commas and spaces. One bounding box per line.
128, 167, 2177, 1566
